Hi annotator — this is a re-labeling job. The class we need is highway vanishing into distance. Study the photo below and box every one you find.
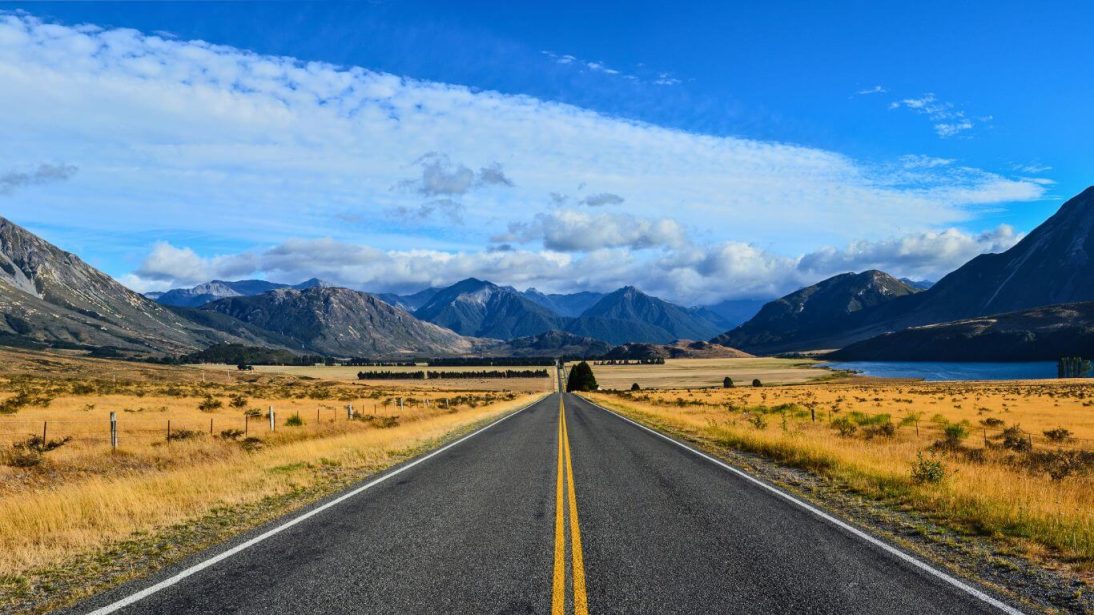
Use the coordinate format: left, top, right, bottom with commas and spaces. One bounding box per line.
74, 385, 1022, 614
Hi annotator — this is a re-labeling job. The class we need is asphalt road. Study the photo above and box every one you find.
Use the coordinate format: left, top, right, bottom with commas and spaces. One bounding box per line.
75, 392, 1017, 615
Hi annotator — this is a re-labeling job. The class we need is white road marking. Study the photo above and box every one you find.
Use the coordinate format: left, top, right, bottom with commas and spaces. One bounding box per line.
85, 395, 547, 615
580, 396, 1025, 615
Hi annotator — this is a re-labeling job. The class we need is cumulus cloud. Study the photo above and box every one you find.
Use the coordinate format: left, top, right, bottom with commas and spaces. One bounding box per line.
0, 163, 77, 195
497, 210, 685, 252
398, 153, 513, 197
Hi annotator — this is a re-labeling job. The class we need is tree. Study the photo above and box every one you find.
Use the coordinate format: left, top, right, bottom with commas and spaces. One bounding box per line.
566, 361, 599, 392
752, 378, 762, 387
723, 377, 734, 388
630, 382, 641, 391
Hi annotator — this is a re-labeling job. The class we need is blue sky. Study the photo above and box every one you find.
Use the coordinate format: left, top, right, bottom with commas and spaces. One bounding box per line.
0, 2, 1089, 304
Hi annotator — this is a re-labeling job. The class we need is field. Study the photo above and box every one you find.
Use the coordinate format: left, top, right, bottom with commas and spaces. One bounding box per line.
585, 378, 1094, 572
203, 363, 555, 392
576, 357, 838, 389
0, 348, 546, 612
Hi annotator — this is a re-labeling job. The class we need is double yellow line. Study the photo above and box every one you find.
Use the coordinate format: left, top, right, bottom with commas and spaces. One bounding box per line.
552, 394, 588, 615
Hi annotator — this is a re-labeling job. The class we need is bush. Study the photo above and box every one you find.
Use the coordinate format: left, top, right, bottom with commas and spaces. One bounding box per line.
167, 429, 202, 442
244, 407, 264, 418
1043, 427, 1072, 443
229, 394, 248, 409
723, 377, 733, 388
219, 428, 244, 440
2, 447, 41, 468
198, 396, 223, 412
1002, 425, 1031, 452
942, 422, 970, 447
285, 414, 304, 427
831, 417, 858, 437
751, 379, 762, 387
1024, 450, 1093, 480
747, 414, 767, 430
911, 452, 945, 484
979, 417, 1004, 428
863, 422, 896, 439
239, 437, 264, 451
630, 382, 641, 391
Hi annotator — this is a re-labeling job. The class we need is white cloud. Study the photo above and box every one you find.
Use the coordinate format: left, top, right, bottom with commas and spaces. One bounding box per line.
888, 93, 984, 138
0, 14, 1054, 304
856, 85, 886, 95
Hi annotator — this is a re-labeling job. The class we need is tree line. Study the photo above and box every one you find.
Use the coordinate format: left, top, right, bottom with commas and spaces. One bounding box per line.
357, 369, 550, 380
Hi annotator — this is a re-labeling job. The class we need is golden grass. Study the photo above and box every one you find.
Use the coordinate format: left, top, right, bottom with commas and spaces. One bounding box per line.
0, 350, 546, 587
573, 357, 836, 390
585, 379, 1094, 569
198, 363, 555, 392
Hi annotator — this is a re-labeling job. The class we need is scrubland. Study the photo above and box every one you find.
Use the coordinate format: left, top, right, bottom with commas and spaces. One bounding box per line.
0, 348, 544, 611
587, 379, 1093, 571
578, 357, 836, 389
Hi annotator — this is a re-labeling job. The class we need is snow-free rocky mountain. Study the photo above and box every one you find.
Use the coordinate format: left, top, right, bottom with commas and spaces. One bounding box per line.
153, 278, 331, 308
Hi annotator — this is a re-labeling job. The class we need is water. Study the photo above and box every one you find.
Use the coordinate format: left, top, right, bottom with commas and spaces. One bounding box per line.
820, 361, 1058, 381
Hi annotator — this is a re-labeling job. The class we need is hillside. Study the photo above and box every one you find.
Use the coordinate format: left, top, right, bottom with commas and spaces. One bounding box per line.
0, 217, 250, 355
202, 287, 478, 357
713, 271, 920, 353
522, 289, 605, 317
414, 278, 563, 339
602, 340, 753, 360
828, 302, 1094, 362
499, 330, 612, 358
566, 286, 723, 344
154, 278, 331, 308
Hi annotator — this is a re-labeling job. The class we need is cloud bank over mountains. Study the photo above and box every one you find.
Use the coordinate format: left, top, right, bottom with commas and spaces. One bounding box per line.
0, 13, 1047, 304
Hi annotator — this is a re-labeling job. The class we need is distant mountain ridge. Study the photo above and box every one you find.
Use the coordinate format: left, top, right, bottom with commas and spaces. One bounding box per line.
713, 271, 921, 353
564, 286, 724, 344
153, 278, 331, 308
413, 278, 564, 339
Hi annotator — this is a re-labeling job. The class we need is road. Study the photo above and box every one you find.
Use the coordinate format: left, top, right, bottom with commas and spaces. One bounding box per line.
75, 392, 1017, 615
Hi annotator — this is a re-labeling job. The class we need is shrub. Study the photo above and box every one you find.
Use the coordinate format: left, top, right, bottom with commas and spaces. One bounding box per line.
747, 414, 767, 430
911, 452, 945, 484
863, 422, 896, 439
198, 396, 223, 412
1024, 450, 1093, 481
219, 428, 244, 440
1001, 425, 1031, 452
979, 417, 1004, 427
752, 379, 762, 387
1043, 427, 1073, 443
630, 382, 641, 391
831, 417, 858, 437
244, 408, 264, 418
239, 437, 264, 451
167, 429, 202, 442
942, 422, 970, 447
229, 394, 248, 409
18, 435, 72, 453
284, 414, 304, 427
723, 377, 734, 388
2, 447, 41, 468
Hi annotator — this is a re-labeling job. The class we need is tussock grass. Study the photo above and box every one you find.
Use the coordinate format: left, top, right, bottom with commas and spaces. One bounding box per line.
588, 379, 1094, 570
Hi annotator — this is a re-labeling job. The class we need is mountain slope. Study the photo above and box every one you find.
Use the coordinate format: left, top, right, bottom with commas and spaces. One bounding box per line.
202, 287, 476, 357
154, 278, 334, 308
712, 271, 920, 354
566, 286, 728, 344
522, 289, 605, 317
376, 287, 440, 312
499, 330, 613, 358
691, 299, 767, 330
828, 302, 1094, 362
414, 278, 563, 339
0, 217, 247, 355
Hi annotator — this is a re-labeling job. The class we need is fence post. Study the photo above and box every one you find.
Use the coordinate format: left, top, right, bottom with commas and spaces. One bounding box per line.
42, 421, 47, 444
244, 414, 249, 437
398, 397, 403, 411
269, 406, 275, 432
110, 412, 117, 451
167, 419, 171, 443
347, 403, 354, 419
318, 407, 321, 424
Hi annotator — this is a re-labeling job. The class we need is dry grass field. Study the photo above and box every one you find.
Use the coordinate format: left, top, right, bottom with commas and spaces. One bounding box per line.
586, 379, 1094, 571
576, 357, 837, 389
0, 348, 546, 612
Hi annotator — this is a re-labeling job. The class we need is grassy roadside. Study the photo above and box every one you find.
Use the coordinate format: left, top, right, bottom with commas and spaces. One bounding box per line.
581, 386, 1092, 573
0, 390, 545, 613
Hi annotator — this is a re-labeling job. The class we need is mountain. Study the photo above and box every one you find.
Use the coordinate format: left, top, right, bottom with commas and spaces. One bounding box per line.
694, 298, 768, 330
522, 289, 605, 317
414, 278, 563, 339
888, 186, 1094, 325
154, 278, 335, 308
565, 286, 725, 344
899, 278, 935, 291
602, 340, 754, 360
201, 287, 477, 357
712, 271, 921, 354
375, 287, 440, 312
500, 330, 612, 358
0, 217, 250, 355
154, 280, 289, 308
828, 302, 1094, 362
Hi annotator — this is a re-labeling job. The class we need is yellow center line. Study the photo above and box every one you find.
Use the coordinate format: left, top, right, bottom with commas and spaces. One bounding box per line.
552, 395, 567, 615
562, 396, 589, 615
551, 393, 589, 615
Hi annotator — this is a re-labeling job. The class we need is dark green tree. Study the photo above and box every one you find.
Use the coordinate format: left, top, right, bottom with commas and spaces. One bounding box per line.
630, 382, 641, 391
566, 361, 599, 392
723, 376, 734, 388
752, 378, 763, 387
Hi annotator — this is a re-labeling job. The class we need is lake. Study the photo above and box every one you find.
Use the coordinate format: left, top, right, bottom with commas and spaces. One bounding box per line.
820, 361, 1058, 381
